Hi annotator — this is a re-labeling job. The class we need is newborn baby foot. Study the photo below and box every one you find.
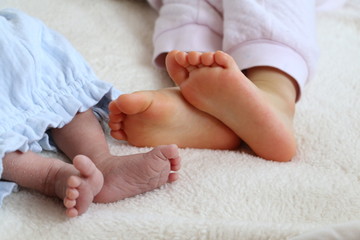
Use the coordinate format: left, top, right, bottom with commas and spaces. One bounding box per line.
59, 155, 104, 217
94, 144, 181, 203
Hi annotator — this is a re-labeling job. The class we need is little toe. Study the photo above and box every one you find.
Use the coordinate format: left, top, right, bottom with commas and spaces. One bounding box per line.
166, 51, 189, 86
168, 172, 179, 182
174, 51, 189, 67
66, 208, 79, 218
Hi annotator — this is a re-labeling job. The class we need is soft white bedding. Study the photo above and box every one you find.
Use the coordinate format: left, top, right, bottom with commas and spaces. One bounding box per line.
0, 0, 359, 239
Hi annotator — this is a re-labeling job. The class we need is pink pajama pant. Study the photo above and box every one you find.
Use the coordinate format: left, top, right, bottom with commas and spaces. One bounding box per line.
148, 0, 320, 95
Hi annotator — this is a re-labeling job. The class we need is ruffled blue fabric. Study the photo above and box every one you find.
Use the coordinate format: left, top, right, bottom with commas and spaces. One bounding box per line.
0, 9, 121, 204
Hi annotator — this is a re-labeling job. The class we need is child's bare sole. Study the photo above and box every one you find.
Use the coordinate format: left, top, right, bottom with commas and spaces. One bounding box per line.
166, 50, 296, 162
108, 88, 240, 150
60, 155, 103, 218
93, 144, 181, 203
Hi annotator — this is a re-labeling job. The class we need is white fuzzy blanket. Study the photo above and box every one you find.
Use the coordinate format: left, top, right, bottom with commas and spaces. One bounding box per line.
0, 1, 359, 239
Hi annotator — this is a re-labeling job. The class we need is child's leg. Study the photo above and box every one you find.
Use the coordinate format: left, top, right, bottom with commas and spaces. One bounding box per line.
50, 109, 181, 203
166, 50, 297, 162
2, 151, 103, 217
108, 88, 240, 150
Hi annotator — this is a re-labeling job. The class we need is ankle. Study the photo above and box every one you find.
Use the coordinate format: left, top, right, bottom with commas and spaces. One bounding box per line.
42, 160, 69, 198
246, 67, 298, 102
246, 67, 297, 116
89, 152, 114, 171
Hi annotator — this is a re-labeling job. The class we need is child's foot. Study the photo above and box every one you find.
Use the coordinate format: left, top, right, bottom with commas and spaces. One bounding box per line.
93, 144, 181, 203
166, 50, 297, 162
108, 87, 240, 150
56, 155, 104, 217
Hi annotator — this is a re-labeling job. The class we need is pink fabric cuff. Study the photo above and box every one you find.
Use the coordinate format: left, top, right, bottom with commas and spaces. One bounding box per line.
152, 24, 222, 68
228, 40, 309, 98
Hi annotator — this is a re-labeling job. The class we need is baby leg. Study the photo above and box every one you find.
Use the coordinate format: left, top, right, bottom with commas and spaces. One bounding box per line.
51, 109, 181, 203
93, 144, 181, 203
2, 151, 103, 217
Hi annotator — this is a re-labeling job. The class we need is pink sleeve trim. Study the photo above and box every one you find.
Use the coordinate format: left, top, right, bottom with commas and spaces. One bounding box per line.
228, 40, 309, 98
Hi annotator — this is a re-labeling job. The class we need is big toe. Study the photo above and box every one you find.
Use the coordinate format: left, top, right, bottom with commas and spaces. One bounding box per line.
214, 51, 239, 69
73, 155, 97, 177
72, 155, 103, 193
154, 144, 180, 161
115, 92, 154, 115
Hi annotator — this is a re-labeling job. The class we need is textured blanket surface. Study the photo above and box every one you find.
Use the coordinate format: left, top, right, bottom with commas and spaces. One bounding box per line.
0, 1, 359, 239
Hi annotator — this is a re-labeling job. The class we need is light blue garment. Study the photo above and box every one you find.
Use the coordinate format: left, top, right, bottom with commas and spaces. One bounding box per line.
0, 9, 121, 205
